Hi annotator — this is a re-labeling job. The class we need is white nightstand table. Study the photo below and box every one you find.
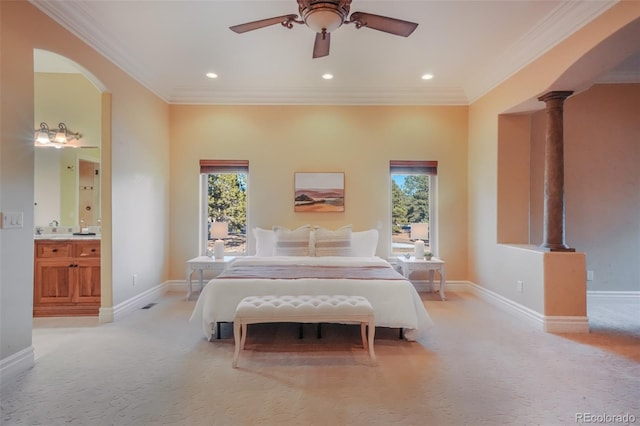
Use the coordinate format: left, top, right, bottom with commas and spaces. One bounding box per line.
186, 256, 235, 300
397, 256, 447, 301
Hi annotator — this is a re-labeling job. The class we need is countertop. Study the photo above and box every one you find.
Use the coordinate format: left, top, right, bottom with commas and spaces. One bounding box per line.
34, 234, 101, 241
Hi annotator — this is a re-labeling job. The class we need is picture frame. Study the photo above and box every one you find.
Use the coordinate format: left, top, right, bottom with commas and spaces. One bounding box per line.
294, 172, 345, 212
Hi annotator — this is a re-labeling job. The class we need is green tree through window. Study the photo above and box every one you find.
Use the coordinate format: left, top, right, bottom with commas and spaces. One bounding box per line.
392, 175, 429, 232
207, 173, 246, 233
207, 173, 247, 253
391, 163, 435, 256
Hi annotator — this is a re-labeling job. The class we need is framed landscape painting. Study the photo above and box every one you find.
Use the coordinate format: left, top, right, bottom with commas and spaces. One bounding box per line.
294, 172, 345, 212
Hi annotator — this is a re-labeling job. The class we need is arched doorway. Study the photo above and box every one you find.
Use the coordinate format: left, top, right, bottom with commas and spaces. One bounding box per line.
33, 49, 113, 324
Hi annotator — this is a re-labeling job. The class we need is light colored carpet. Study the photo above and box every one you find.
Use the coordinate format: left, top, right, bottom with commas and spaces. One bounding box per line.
1, 291, 638, 426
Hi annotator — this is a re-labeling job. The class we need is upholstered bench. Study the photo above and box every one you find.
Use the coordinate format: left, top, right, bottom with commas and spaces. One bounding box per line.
232, 295, 376, 368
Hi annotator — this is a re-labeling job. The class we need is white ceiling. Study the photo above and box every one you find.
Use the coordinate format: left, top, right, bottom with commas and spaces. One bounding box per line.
31, 0, 638, 105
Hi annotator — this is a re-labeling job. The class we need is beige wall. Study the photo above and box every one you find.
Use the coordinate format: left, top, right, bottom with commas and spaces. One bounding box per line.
496, 83, 639, 294
1, 2, 170, 365
35, 72, 102, 147
529, 84, 640, 292
497, 114, 531, 244
168, 105, 469, 280
469, 4, 640, 316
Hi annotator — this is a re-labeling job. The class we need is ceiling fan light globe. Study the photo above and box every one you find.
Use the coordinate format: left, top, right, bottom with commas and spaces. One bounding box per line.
305, 8, 343, 33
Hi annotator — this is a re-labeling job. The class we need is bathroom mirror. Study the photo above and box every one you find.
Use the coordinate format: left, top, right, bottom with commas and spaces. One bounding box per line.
34, 146, 101, 228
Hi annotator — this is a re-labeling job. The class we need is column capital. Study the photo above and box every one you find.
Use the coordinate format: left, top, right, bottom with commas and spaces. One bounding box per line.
538, 91, 574, 103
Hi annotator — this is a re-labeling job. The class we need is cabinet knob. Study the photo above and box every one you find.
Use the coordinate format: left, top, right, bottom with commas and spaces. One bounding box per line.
91, 249, 96, 252
52, 248, 58, 253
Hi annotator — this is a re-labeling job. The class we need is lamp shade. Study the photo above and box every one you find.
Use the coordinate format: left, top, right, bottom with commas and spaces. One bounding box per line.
36, 131, 51, 144
210, 222, 228, 239
410, 223, 429, 241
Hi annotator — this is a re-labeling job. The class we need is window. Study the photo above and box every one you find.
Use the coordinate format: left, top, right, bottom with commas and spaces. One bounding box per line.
390, 160, 437, 256
200, 160, 248, 255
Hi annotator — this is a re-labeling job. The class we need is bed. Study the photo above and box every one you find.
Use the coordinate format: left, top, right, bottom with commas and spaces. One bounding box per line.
190, 226, 434, 341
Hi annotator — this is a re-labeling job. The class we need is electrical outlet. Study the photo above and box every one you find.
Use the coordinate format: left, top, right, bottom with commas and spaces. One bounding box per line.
133, 274, 138, 287
587, 270, 594, 281
517, 280, 524, 293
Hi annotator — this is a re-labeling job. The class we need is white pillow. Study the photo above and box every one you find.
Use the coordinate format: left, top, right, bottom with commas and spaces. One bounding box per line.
273, 225, 312, 256
253, 227, 275, 257
309, 229, 316, 257
351, 229, 379, 257
314, 225, 352, 256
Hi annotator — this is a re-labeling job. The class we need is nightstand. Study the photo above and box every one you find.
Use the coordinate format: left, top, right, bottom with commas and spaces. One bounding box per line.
397, 256, 447, 300
186, 256, 234, 300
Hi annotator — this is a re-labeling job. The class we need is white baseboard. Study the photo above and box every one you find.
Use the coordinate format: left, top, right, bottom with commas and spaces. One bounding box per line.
412, 280, 467, 293
543, 316, 590, 333
99, 281, 170, 323
465, 281, 589, 333
0, 346, 34, 385
587, 290, 640, 304
167, 280, 188, 294
467, 282, 546, 328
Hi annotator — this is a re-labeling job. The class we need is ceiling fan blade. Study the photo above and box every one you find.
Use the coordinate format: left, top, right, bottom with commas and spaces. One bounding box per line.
229, 14, 299, 34
349, 12, 418, 37
313, 32, 330, 58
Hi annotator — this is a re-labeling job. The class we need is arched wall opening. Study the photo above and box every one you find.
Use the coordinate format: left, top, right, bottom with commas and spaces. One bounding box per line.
496, 18, 640, 296
33, 49, 113, 321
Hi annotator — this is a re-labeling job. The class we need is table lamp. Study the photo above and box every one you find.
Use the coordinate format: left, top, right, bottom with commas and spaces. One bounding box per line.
410, 223, 429, 260
210, 222, 228, 260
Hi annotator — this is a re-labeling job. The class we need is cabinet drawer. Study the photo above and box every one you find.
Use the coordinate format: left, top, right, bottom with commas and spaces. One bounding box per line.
74, 241, 101, 257
36, 242, 73, 258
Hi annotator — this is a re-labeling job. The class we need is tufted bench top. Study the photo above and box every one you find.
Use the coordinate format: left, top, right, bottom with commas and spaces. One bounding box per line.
235, 295, 374, 323
232, 295, 376, 367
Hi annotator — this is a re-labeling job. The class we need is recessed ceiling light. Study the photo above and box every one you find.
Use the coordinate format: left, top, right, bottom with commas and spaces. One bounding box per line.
206, 72, 218, 79
421, 73, 434, 80
322, 73, 334, 80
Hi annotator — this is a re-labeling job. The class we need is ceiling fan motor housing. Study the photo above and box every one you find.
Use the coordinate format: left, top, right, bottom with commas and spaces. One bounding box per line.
298, 0, 351, 33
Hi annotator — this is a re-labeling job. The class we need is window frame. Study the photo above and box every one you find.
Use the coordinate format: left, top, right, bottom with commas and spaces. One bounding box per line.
389, 160, 438, 258
199, 160, 249, 256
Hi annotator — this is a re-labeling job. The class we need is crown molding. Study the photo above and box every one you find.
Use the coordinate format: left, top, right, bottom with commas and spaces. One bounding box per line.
31, 0, 170, 102
168, 86, 469, 105
465, 0, 618, 103
31, 0, 620, 106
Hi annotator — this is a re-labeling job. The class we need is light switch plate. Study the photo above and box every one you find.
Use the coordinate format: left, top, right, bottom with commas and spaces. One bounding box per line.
1, 211, 24, 229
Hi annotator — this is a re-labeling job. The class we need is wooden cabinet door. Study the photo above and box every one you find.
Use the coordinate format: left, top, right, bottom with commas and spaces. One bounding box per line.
34, 260, 74, 305
74, 258, 101, 303
34, 239, 101, 316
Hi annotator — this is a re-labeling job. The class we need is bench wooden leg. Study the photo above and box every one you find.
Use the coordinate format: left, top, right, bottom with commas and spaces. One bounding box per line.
232, 321, 242, 368
240, 323, 248, 350
367, 320, 377, 365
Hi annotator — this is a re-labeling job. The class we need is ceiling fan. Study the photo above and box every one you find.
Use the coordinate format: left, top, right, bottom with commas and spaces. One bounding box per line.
229, 0, 419, 58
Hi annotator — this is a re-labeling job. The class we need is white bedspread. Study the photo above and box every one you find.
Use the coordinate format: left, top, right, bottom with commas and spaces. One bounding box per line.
190, 256, 434, 341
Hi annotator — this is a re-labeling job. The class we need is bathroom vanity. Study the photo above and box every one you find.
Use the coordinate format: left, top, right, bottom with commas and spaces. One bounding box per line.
33, 236, 101, 317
